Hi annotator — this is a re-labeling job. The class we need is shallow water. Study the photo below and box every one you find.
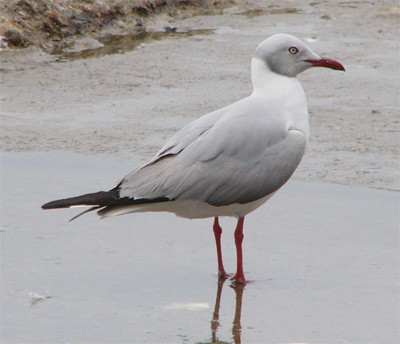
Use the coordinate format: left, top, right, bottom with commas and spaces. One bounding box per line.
1, 152, 398, 343
52, 28, 215, 61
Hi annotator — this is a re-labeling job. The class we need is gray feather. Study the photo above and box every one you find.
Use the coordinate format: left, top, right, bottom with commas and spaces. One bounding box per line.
118, 97, 306, 206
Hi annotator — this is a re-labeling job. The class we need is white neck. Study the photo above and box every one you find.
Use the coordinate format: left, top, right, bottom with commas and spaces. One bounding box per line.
251, 57, 293, 92
250, 57, 310, 141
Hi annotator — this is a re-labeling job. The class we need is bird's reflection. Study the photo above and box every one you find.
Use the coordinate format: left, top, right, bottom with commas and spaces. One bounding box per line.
198, 276, 245, 344
231, 281, 244, 344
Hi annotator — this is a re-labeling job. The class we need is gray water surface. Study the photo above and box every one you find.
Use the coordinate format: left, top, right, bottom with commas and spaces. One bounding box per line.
1, 152, 399, 343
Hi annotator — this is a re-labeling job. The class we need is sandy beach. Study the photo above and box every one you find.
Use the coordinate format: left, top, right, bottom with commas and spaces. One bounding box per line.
1, 0, 399, 343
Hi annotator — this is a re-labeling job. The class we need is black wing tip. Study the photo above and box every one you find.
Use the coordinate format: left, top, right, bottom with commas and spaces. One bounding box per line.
42, 190, 171, 211
41, 190, 118, 210
42, 200, 70, 209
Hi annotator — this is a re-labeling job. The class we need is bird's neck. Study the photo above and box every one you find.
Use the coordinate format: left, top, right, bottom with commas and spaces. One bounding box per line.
251, 57, 296, 93
250, 57, 310, 141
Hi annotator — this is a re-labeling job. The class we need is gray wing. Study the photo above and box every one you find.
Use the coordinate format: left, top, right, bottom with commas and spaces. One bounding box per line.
149, 104, 229, 162
119, 97, 307, 206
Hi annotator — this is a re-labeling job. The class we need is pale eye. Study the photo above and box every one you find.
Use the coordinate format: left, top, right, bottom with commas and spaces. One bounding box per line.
288, 47, 298, 55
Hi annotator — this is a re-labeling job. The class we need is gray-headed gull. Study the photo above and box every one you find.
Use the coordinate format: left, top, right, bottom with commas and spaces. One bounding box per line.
42, 33, 345, 283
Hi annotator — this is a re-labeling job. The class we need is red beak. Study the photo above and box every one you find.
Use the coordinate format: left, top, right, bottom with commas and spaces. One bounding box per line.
305, 57, 345, 71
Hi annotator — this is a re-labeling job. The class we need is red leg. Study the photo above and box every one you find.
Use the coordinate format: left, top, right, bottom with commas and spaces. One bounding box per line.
231, 217, 246, 283
213, 217, 227, 277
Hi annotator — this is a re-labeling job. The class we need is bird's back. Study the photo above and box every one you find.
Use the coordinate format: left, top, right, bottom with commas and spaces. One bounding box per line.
118, 92, 308, 211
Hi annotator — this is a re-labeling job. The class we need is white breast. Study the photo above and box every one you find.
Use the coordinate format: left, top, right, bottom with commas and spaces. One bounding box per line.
99, 192, 276, 220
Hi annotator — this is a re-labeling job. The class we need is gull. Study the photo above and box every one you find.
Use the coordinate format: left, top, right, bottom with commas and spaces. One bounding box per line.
42, 33, 345, 283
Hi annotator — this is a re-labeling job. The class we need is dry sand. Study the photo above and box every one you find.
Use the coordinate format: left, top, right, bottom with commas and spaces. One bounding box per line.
1, 0, 399, 191
1, 1, 399, 342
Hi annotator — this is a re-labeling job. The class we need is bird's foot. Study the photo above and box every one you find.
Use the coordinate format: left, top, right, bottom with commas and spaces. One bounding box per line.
217, 270, 233, 279
230, 273, 246, 284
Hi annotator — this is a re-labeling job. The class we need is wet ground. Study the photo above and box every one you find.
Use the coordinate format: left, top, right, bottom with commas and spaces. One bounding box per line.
1, 0, 399, 190
1, 0, 399, 342
1, 152, 398, 343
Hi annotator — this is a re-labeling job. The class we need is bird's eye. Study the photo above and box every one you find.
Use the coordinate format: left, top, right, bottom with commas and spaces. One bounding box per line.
288, 47, 298, 55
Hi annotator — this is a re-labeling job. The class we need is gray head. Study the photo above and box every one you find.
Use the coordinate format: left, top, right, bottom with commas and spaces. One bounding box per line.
254, 33, 345, 77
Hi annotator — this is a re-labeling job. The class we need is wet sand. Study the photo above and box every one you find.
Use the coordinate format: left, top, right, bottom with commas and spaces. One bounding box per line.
1, 152, 398, 343
1, 0, 399, 190
1, 0, 399, 342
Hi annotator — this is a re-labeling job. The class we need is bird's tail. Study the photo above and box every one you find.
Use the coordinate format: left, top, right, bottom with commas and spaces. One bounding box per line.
42, 188, 170, 221
41, 189, 123, 210
41, 189, 125, 222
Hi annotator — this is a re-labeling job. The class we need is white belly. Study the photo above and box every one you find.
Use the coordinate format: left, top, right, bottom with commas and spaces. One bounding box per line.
99, 192, 276, 220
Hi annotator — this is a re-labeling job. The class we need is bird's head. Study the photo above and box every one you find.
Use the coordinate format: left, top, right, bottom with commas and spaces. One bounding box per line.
253, 33, 345, 78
